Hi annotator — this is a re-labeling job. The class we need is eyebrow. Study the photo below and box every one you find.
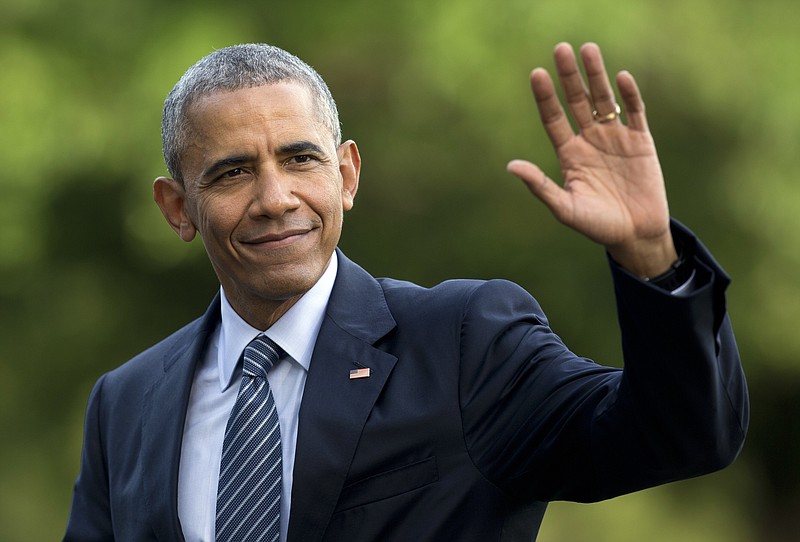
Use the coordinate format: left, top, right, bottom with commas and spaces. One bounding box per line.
277, 140, 326, 157
201, 141, 328, 180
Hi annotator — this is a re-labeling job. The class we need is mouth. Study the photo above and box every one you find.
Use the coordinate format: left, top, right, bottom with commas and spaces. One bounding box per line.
241, 227, 315, 249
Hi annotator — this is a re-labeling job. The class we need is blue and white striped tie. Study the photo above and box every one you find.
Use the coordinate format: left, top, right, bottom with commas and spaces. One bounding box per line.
216, 334, 283, 542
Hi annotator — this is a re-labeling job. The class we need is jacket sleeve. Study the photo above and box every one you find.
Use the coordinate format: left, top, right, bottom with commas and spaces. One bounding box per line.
64, 375, 115, 542
459, 221, 749, 502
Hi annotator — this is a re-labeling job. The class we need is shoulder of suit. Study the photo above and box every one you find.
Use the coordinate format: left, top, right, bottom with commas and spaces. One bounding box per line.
377, 276, 532, 310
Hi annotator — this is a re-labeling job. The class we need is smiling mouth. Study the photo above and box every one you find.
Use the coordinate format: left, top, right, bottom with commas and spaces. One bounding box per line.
242, 227, 315, 248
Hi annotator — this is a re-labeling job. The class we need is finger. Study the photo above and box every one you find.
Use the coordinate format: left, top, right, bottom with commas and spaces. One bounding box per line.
507, 159, 568, 218
553, 42, 595, 129
530, 68, 575, 149
616, 70, 649, 132
580, 43, 620, 123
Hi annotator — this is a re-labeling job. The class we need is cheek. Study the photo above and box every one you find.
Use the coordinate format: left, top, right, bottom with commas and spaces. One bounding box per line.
320, 193, 346, 230
193, 195, 243, 242
315, 180, 347, 217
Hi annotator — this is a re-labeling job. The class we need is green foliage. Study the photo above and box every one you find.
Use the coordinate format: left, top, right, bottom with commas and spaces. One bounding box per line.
2, 0, 798, 539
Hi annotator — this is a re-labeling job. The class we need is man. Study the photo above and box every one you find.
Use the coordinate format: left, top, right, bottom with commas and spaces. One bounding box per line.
64, 42, 748, 541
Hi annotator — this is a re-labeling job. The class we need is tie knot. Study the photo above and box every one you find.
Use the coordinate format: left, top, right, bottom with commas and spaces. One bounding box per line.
243, 334, 282, 378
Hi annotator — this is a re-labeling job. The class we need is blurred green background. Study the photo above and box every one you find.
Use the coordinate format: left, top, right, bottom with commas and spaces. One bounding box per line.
2, 0, 798, 540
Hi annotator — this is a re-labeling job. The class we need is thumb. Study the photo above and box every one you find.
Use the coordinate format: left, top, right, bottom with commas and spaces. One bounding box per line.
506, 159, 565, 215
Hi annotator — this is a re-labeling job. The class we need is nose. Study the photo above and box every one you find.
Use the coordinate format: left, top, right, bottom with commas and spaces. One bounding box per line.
248, 167, 301, 219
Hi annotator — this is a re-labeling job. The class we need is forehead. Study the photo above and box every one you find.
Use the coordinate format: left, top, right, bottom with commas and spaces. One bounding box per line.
178, 83, 333, 181
182, 83, 337, 163
187, 82, 320, 134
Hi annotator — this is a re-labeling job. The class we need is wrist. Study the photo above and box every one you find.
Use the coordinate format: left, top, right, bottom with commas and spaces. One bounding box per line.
607, 233, 678, 279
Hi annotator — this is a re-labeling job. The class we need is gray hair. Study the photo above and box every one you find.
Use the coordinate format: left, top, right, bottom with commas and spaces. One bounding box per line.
161, 43, 342, 181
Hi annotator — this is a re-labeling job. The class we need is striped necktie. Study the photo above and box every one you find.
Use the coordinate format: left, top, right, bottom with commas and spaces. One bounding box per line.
216, 334, 283, 542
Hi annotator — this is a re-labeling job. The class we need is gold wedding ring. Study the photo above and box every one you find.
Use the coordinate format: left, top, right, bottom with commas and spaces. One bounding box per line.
593, 103, 621, 123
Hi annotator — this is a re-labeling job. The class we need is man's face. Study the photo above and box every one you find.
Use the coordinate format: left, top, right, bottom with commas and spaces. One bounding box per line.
154, 82, 360, 328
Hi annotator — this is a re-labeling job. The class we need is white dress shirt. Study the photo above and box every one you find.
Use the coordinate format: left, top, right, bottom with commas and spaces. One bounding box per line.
178, 255, 338, 542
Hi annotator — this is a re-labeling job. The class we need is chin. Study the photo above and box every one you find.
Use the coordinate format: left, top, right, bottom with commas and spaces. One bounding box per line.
252, 270, 320, 301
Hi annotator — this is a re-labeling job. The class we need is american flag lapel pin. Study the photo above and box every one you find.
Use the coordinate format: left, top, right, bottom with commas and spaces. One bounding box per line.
349, 366, 371, 379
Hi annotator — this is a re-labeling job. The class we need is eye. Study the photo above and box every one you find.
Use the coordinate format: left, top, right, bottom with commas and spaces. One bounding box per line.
287, 155, 317, 165
223, 167, 244, 178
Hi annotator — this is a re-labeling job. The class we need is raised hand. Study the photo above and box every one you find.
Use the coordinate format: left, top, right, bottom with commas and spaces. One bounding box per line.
507, 42, 678, 279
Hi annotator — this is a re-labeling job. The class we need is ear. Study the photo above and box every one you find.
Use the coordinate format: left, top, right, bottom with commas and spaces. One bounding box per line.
153, 176, 197, 242
337, 140, 361, 211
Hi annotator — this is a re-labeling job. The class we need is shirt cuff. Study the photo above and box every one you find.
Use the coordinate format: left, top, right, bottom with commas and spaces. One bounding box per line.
646, 256, 697, 296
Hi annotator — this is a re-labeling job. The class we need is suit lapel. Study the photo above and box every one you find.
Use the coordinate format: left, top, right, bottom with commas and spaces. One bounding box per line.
137, 255, 394, 541
141, 296, 220, 541
288, 251, 397, 542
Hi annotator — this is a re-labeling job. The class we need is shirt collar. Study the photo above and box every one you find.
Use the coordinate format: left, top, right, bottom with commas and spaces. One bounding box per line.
217, 253, 338, 391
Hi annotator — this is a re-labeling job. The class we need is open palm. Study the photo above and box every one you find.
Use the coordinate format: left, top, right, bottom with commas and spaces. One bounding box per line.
508, 43, 677, 278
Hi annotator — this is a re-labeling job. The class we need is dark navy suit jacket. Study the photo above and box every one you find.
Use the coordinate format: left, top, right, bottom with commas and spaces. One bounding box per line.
64, 222, 748, 541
